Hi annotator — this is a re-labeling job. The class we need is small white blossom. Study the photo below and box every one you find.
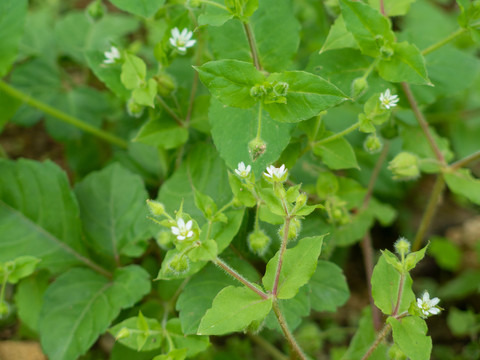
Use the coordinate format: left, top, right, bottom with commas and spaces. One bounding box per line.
379, 89, 399, 109
234, 162, 251, 178
264, 164, 288, 182
169, 28, 196, 53
171, 218, 194, 241
417, 291, 441, 317
103, 46, 121, 64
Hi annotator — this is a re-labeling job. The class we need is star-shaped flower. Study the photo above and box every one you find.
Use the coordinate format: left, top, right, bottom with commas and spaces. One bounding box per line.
103, 46, 121, 64
417, 291, 441, 317
264, 164, 288, 182
379, 89, 399, 109
169, 28, 196, 54
234, 162, 251, 178
171, 218, 194, 241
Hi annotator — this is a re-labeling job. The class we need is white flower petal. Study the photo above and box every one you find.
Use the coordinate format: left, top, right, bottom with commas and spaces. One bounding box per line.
429, 307, 440, 315
430, 297, 440, 306
246, 165, 251, 173
185, 220, 193, 230
171, 27, 180, 38
177, 218, 185, 228
423, 292, 430, 302
169, 38, 177, 47
186, 39, 196, 48
171, 227, 180, 235
177, 235, 185, 240
187, 230, 193, 238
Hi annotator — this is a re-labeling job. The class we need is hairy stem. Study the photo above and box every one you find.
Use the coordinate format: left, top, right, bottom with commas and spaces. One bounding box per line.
422, 28, 467, 56
0, 80, 128, 149
379, 0, 386, 16
243, 22, 262, 70
412, 175, 446, 251
361, 323, 392, 360
256, 102, 263, 140
214, 257, 268, 299
450, 150, 480, 170
401, 82, 446, 166
361, 142, 390, 210
314, 122, 360, 146
196, 0, 230, 11
392, 273, 405, 316
272, 217, 291, 295
272, 300, 307, 360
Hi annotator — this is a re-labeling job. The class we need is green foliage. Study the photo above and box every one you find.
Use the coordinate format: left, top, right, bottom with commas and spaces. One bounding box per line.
0, 0, 27, 77
388, 316, 432, 360
110, 0, 166, 18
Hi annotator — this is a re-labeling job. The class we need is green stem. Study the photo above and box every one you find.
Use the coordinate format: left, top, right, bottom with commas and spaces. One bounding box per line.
314, 122, 360, 147
361, 142, 390, 210
214, 198, 236, 218
272, 216, 291, 296
392, 273, 405, 316
0, 80, 128, 149
156, 95, 184, 127
256, 102, 263, 140
196, 0, 230, 11
248, 333, 289, 360
450, 150, 480, 170
214, 257, 269, 299
412, 175, 446, 252
361, 323, 392, 360
0, 274, 7, 307
422, 28, 467, 56
401, 82, 446, 166
272, 300, 307, 360
243, 22, 262, 70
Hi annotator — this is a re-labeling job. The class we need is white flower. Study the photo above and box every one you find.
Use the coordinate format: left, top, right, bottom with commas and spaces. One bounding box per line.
264, 164, 288, 182
169, 28, 196, 53
379, 89, 399, 109
234, 162, 251, 178
103, 46, 121, 64
171, 218, 194, 241
417, 291, 441, 317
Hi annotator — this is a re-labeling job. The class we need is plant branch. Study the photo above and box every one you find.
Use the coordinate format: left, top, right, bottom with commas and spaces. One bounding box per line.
401, 82, 446, 166
361, 142, 390, 210
243, 22, 262, 70
412, 175, 446, 251
450, 150, 480, 170
0, 80, 128, 149
272, 300, 307, 360
272, 216, 291, 295
214, 257, 269, 299
156, 95, 184, 127
247, 333, 289, 360
256, 102, 263, 140
422, 28, 467, 56
361, 323, 392, 360
314, 122, 360, 147
392, 273, 405, 316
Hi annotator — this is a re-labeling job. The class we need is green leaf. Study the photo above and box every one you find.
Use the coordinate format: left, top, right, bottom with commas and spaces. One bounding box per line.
194, 189, 218, 220
134, 117, 189, 150
428, 236, 461, 271
447, 307, 478, 336
166, 318, 210, 357
85, 51, 130, 100
388, 316, 432, 360
371, 255, 415, 315
110, 0, 165, 18
0, 90, 21, 131
339, 0, 395, 57
343, 307, 388, 360
197, 286, 272, 335
39, 265, 151, 360
262, 236, 324, 299
0, 159, 87, 272
109, 316, 163, 352
263, 71, 348, 123
121, 53, 146, 90
195, 59, 264, 108
189, 240, 218, 262
313, 136, 359, 170
132, 78, 157, 108
153, 349, 187, 360
5, 256, 41, 284
368, 0, 416, 17
209, 99, 293, 176
444, 168, 480, 205
207, 0, 300, 72
377, 41, 431, 85
309, 260, 350, 312
14, 271, 49, 333
320, 15, 358, 53
74, 163, 151, 262
0, 0, 27, 77
228, 172, 257, 207
404, 244, 428, 271
198, 0, 233, 26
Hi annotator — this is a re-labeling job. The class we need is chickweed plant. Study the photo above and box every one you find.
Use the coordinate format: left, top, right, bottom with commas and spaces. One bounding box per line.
0, 0, 479, 359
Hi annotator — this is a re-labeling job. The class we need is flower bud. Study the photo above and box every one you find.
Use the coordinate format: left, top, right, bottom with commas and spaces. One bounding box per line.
351, 77, 368, 98
147, 200, 166, 217
273, 82, 289, 97
388, 152, 420, 180
167, 254, 190, 275
126, 97, 145, 118
363, 134, 383, 154
394, 237, 411, 257
248, 137, 267, 161
380, 45, 394, 59
279, 217, 301, 241
86, 0, 105, 21
248, 229, 271, 256
115, 327, 131, 340
250, 84, 267, 98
